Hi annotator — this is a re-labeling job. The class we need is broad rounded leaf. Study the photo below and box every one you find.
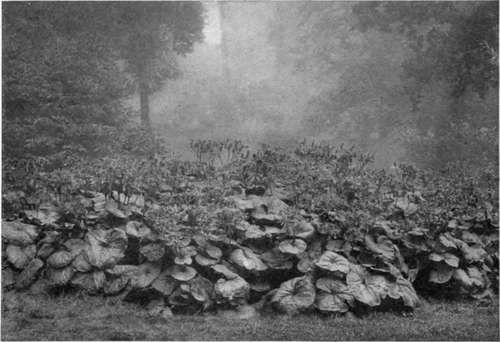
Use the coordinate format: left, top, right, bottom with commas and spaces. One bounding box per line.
2, 268, 16, 288
105, 200, 128, 219
429, 262, 455, 284
47, 251, 74, 268
63, 239, 87, 257
152, 271, 177, 296
249, 281, 271, 293
453, 268, 474, 288
47, 266, 74, 286
261, 249, 293, 270
315, 251, 350, 274
245, 225, 267, 239
189, 276, 214, 303
271, 276, 316, 314
2, 221, 39, 246
214, 276, 250, 304
287, 221, 315, 240
71, 271, 106, 293
466, 266, 485, 287
316, 292, 350, 313
316, 278, 349, 294
15, 258, 44, 289
205, 244, 222, 259
364, 235, 395, 261
6, 245, 31, 269
130, 262, 161, 288
230, 248, 268, 272
387, 277, 419, 308
85, 228, 128, 268
460, 244, 487, 264
103, 276, 129, 295
140, 243, 165, 262
211, 264, 239, 279
72, 253, 93, 273
251, 213, 283, 227
195, 254, 218, 266
169, 287, 194, 306
106, 265, 139, 276
167, 265, 197, 282
429, 253, 460, 268
24, 203, 60, 225
346, 266, 381, 307
37, 243, 55, 259
125, 221, 151, 238
278, 239, 307, 255
438, 233, 460, 250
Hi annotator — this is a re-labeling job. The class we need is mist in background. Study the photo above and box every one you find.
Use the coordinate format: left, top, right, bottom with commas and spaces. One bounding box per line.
126, 1, 498, 169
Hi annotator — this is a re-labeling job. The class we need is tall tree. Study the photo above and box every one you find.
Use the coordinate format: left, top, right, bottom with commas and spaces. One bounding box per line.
110, 2, 204, 132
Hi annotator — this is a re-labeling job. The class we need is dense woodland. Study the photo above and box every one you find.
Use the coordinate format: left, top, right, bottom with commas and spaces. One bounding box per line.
1, 2, 499, 317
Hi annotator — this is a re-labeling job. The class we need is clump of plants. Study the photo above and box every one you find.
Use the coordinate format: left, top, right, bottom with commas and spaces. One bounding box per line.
2, 140, 498, 317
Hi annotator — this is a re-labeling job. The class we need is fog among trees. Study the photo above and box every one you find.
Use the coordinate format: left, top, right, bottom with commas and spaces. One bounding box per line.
3, 1, 498, 171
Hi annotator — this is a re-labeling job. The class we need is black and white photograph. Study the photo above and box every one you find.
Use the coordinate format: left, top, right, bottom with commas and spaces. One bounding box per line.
1, 1, 499, 340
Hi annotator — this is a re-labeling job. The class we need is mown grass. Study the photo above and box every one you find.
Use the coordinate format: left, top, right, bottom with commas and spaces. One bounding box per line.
1, 291, 499, 341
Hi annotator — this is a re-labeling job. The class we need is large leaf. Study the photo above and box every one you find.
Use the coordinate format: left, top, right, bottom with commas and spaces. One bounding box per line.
2, 268, 16, 288
6, 244, 32, 269
315, 251, 350, 274
47, 266, 74, 286
130, 262, 161, 288
63, 239, 87, 258
271, 276, 316, 314
453, 268, 474, 288
251, 213, 283, 227
315, 277, 355, 309
72, 253, 93, 273
174, 246, 197, 265
15, 258, 44, 289
244, 225, 267, 239
106, 265, 139, 277
195, 254, 218, 266
189, 276, 214, 304
429, 262, 455, 284
103, 276, 129, 295
278, 239, 307, 255
37, 243, 55, 259
47, 251, 74, 268
211, 264, 240, 279
124, 221, 151, 238
152, 271, 178, 296
364, 235, 396, 261
140, 242, 165, 262
24, 203, 60, 225
395, 197, 418, 216
71, 271, 106, 294
460, 244, 487, 263
466, 266, 486, 288
105, 200, 128, 219
230, 248, 268, 272
429, 252, 460, 268
167, 265, 197, 282
85, 228, 128, 268
345, 268, 381, 307
261, 248, 294, 270
387, 276, 419, 308
315, 292, 350, 313
214, 276, 250, 304
2, 221, 39, 246
287, 221, 315, 240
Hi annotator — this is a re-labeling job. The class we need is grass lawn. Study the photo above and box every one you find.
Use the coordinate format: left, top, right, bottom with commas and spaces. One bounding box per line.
1, 291, 499, 341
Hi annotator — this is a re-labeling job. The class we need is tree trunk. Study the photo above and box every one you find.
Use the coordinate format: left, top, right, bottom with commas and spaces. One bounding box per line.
139, 78, 152, 133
